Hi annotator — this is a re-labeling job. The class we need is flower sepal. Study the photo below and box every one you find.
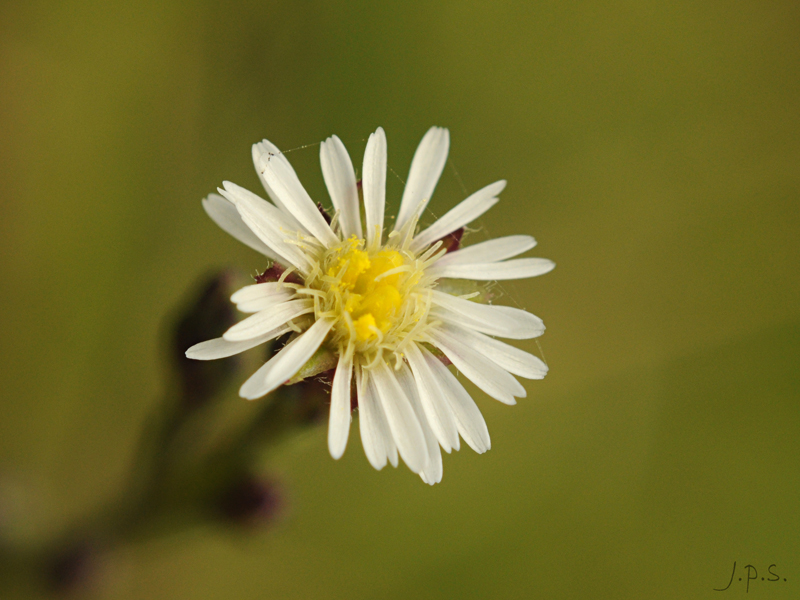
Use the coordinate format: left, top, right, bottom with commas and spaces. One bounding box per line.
254, 262, 302, 285
285, 344, 338, 385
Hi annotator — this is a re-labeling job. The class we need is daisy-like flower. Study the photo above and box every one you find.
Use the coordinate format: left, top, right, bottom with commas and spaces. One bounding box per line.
187, 127, 554, 484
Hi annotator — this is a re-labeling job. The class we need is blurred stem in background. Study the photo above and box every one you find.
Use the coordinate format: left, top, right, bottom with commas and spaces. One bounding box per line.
0, 271, 329, 596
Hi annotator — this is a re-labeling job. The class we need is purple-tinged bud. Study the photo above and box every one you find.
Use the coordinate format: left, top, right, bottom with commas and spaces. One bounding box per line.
45, 539, 102, 594
216, 475, 283, 527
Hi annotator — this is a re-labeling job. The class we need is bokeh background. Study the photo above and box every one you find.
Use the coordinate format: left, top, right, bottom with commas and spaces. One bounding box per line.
2, 0, 799, 598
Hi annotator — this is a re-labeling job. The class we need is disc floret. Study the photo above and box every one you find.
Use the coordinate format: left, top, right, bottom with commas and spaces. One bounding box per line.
298, 232, 441, 366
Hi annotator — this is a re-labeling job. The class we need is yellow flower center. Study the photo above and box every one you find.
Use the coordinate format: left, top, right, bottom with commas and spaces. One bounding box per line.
332, 245, 404, 341
300, 235, 437, 363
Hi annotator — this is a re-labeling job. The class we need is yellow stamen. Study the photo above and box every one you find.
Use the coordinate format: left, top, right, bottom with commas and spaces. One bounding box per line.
301, 234, 438, 363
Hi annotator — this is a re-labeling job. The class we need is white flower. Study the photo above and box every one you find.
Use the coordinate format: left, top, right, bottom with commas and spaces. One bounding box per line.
187, 127, 554, 484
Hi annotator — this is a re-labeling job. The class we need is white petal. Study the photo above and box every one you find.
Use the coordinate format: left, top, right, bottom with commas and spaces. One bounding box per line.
395, 363, 443, 485
405, 343, 459, 453
422, 347, 491, 453
370, 361, 429, 474
234, 289, 296, 313
223, 299, 313, 342
363, 127, 386, 247
202, 194, 277, 259
431, 306, 545, 342
259, 152, 339, 247
430, 290, 545, 339
320, 135, 362, 240
429, 258, 556, 281
239, 318, 334, 400
251, 141, 307, 232
438, 324, 548, 380
410, 180, 505, 252
435, 235, 536, 267
230, 282, 295, 304
395, 127, 450, 232
185, 326, 291, 360
253, 139, 297, 177
427, 327, 525, 405
375, 393, 400, 468
328, 352, 353, 460
234, 212, 312, 273
219, 182, 315, 273
421, 444, 443, 484
360, 368, 400, 468
356, 366, 388, 470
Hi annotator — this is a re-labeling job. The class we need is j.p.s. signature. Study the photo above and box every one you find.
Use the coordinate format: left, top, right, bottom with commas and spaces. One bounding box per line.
714, 561, 787, 592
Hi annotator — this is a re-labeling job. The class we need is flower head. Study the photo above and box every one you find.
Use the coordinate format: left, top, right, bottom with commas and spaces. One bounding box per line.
187, 127, 554, 484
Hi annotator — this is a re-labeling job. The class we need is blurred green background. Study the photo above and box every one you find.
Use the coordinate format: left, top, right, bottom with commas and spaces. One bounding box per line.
2, 0, 799, 598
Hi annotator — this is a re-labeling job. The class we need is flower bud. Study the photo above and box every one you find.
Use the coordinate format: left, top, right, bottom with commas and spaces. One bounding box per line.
216, 474, 283, 527
46, 539, 101, 594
